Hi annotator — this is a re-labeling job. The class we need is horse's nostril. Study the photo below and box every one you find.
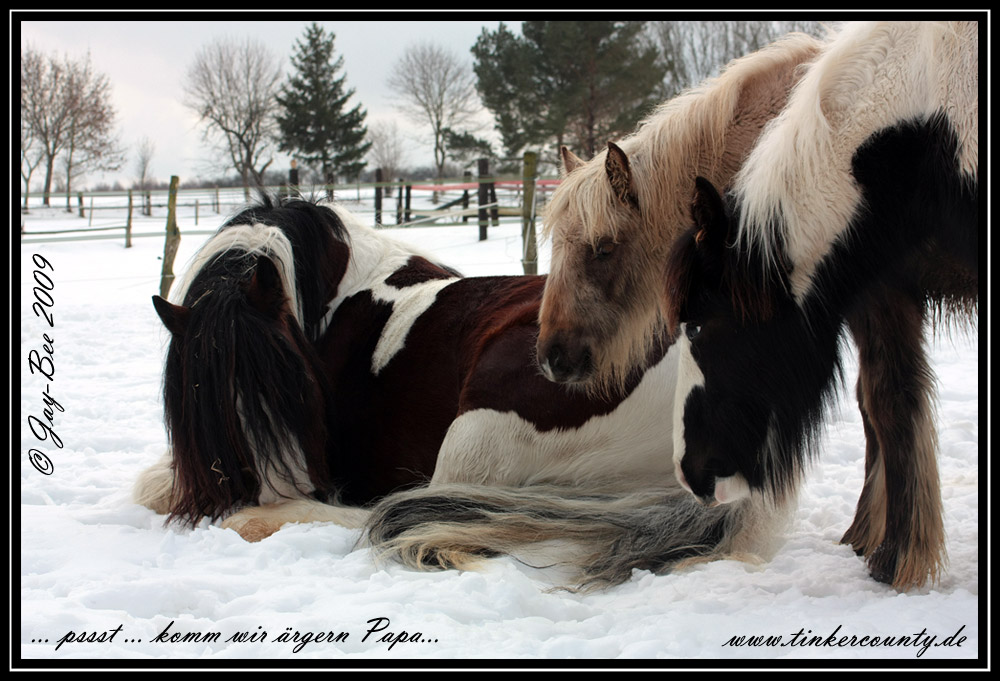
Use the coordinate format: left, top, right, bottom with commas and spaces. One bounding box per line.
542, 342, 593, 383
545, 343, 572, 380
547, 343, 564, 367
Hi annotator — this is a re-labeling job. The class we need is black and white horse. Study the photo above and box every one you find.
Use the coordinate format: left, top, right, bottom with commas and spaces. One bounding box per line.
135, 196, 742, 566
664, 21, 978, 589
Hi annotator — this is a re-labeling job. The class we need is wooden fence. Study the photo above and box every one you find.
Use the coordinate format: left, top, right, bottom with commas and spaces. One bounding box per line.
20, 155, 555, 284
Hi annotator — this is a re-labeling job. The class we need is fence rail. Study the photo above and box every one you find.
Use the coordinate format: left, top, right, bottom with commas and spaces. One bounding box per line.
19, 155, 556, 276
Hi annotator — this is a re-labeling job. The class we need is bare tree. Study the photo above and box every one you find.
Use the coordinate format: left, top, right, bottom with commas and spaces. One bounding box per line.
134, 136, 155, 189
367, 120, 407, 197
655, 20, 830, 96
20, 102, 44, 212
134, 136, 156, 215
21, 46, 73, 206
183, 36, 283, 190
21, 47, 124, 208
386, 43, 481, 183
59, 52, 126, 211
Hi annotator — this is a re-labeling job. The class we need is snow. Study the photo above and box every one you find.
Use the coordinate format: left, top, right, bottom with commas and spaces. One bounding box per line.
17, 193, 981, 666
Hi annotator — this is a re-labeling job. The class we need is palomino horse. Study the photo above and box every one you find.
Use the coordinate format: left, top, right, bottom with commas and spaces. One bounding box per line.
135, 195, 697, 547
365, 32, 823, 587
663, 21, 978, 590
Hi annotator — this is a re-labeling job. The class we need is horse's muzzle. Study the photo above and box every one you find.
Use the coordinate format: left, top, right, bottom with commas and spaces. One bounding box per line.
538, 340, 592, 384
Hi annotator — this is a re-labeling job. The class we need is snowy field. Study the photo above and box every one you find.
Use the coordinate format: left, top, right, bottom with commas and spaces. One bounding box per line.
17, 194, 982, 667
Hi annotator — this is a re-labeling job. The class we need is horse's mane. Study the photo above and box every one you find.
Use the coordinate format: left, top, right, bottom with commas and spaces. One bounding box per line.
172, 193, 350, 342
543, 31, 825, 247
732, 21, 979, 298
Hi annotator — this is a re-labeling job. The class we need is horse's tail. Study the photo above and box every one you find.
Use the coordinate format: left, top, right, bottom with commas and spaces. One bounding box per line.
365, 483, 788, 590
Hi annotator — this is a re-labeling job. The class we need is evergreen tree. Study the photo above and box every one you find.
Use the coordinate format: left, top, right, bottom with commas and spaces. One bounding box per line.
473, 21, 665, 161
277, 23, 370, 184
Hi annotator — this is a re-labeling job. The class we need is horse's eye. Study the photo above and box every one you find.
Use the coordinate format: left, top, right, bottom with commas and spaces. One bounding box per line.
594, 239, 616, 260
685, 323, 702, 341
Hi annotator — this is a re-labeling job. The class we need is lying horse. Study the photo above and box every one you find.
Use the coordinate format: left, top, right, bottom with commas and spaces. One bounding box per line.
135, 196, 697, 548
365, 32, 823, 587
664, 21, 978, 590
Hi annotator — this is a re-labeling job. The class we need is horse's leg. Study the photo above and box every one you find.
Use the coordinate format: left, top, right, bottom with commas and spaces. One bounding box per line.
222, 499, 371, 542
845, 284, 945, 588
839, 376, 886, 558
132, 449, 177, 515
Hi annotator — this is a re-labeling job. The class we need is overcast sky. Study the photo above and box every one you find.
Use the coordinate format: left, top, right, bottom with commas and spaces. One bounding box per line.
19, 17, 517, 189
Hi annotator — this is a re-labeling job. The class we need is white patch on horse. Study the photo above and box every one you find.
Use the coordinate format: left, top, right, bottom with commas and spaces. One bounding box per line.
713, 474, 750, 505
321, 205, 459, 374
672, 329, 705, 476
432, 345, 679, 489
369, 278, 456, 374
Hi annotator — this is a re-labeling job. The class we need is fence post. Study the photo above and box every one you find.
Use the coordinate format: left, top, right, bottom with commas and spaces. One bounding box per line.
126, 190, 133, 248
521, 151, 538, 275
159, 176, 181, 299
462, 171, 471, 223
78, 192, 85, 218
396, 178, 404, 224
374, 168, 383, 227
404, 184, 412, 223
289, 160, 299, 197
325, 170, 335, 202
477, 158, 489, 241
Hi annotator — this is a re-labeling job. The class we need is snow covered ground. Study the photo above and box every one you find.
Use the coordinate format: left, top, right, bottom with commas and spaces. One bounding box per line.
17, 195, 982, 666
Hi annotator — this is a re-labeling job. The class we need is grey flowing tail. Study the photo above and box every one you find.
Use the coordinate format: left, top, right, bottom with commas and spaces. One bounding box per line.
365, 483, 784, 590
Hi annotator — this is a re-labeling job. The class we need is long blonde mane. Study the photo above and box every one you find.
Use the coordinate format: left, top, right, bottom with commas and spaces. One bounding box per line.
733, 20, 979, 300
543, 31, 826, 248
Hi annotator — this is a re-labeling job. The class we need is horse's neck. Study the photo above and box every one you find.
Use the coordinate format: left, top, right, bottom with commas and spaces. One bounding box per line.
633, 33, 822, 241
736, 21, 977, 301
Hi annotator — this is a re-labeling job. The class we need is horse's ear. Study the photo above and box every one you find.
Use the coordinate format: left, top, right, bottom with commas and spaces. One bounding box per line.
244, 255, 288, 318
662, 178, 729, 337
560, 146, 585, 176
690, 177, 779, 323
152, 295, 190, 336
605, 142, 638, 209
690, 176, 729, 247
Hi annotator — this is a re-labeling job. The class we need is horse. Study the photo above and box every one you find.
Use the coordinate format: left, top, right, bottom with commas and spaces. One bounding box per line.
363, 32, 823, 587
535, 31, 824, 392
135, 195, 710, 554
134, 197, 347, 525
662, 21, 978, 590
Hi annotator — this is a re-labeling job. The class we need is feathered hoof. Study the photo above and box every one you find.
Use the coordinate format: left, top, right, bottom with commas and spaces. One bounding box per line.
221, 514, 282, 542
866, 540, 943, 591
132, 451, 176, 515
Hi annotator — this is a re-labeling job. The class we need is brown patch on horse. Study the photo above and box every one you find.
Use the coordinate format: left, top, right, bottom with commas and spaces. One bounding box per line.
384, 256, 459, 288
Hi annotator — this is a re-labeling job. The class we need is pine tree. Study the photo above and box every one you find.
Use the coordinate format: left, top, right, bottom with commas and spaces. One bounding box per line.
473, 21, 665, 161
277, 23, 370, 185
